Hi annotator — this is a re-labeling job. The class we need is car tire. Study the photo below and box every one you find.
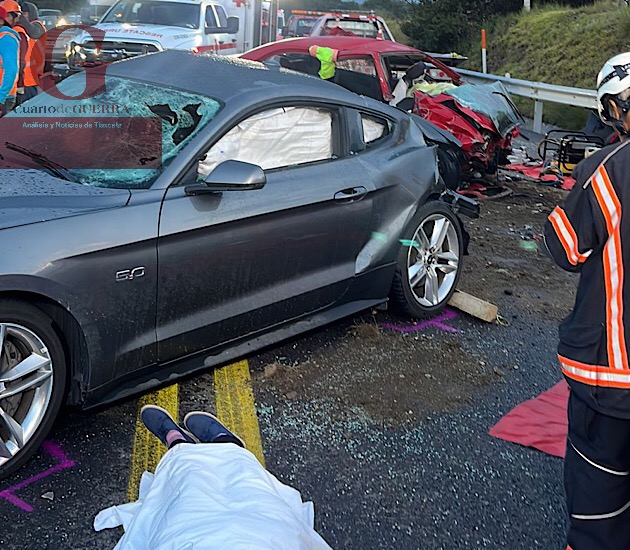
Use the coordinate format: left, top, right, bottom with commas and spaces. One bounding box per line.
390, 202, 463, 318
0, 300, 67, 479
436, 145, 463, 190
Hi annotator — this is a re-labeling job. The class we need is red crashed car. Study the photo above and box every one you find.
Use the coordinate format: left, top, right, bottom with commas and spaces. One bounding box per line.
241, 37, 521, 176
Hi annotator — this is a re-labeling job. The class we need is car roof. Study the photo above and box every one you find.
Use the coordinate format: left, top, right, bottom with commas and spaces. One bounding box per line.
242, 37, 462, 83
245, 36, 421, 58
106, 50, 397, 109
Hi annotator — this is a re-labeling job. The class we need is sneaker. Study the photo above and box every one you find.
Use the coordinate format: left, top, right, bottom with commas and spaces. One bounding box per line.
183, 411, 245, 448
140, 405, 195, 448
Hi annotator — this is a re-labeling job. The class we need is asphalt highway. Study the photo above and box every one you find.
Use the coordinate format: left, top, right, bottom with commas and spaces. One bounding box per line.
0, 176, 571, 549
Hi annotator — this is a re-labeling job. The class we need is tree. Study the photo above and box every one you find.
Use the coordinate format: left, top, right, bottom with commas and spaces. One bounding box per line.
402, 0, 472, 52
401, 0, 529, 52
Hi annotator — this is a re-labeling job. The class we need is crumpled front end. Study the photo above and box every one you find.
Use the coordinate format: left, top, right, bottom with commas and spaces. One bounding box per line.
413, 81, 521, 175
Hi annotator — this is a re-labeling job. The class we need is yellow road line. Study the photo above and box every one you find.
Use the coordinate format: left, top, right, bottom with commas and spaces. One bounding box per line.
127, 360, 264, 500
127, 384, 179, 501
214, 360, 265, 467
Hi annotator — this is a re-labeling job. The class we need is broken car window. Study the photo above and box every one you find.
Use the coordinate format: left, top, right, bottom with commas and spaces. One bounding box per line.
446, 82, 521, 138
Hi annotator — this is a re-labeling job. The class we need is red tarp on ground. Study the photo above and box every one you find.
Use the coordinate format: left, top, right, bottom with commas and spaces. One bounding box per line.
489, 380, 570, 458
503, 163, 576, 191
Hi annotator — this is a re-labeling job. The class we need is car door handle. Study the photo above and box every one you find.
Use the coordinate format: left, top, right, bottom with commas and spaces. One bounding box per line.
334, 187, 367, 202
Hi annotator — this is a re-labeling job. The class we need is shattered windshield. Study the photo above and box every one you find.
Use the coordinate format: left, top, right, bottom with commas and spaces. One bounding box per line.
3, 75, 221, 188
446, 82, 520, 138
102, 1, 200, 29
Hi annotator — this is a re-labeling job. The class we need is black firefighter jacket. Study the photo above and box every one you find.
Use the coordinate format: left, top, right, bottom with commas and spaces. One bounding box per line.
544, 139, 630, 418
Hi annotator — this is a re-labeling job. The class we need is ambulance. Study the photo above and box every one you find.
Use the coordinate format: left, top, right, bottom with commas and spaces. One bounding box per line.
65, 0, 280, 72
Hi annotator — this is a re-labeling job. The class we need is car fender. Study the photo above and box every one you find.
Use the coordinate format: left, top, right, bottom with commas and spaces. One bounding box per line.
353, 118, 443, 272
0, 274, 93, 405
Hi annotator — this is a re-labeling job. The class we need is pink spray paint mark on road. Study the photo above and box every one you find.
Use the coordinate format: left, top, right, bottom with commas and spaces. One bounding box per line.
380, 308, 459, 334
0, 441, 76, 512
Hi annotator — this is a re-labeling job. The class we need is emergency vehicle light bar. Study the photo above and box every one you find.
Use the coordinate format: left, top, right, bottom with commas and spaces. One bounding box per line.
290, 10, 327, 16
326, 10, 378, 18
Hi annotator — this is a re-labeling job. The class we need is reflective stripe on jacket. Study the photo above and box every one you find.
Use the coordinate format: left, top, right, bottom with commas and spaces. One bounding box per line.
544, 139, 630, 418
14, 25, 28, 87
0, 27, 20, 102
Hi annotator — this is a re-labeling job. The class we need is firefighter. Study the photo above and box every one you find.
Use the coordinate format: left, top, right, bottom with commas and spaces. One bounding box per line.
544, 52, 630, 550
16, 2, 45, 102
0, 3, 19, 116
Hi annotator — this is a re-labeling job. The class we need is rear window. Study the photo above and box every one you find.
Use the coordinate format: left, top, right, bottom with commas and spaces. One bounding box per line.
323, 19, 379, 38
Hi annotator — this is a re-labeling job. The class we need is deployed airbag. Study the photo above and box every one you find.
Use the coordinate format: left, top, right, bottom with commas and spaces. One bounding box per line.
199, 106, 332, 176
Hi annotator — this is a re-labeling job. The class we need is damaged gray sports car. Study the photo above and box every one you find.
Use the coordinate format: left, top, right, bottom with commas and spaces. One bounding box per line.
0, 51, 477, 477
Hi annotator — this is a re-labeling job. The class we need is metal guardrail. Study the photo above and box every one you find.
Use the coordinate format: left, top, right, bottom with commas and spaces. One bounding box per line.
456, 68, 597, 134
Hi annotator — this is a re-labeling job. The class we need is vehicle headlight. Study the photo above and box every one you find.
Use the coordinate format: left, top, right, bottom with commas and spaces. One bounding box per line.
57, 17, 67, 26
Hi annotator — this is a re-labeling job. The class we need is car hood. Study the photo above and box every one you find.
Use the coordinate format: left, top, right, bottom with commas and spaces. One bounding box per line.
0, 170, 131, 230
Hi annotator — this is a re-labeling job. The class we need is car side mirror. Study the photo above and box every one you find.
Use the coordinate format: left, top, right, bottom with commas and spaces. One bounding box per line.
185, 160, 266, 195
225, 16, 239, 34
206, 16, 239, 35
281, 26, 288, 37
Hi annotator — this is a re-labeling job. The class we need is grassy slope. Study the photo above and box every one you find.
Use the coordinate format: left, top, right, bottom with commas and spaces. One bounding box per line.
460, 1, 630, 129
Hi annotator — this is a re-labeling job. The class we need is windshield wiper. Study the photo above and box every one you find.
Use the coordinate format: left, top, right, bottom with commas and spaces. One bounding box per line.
5, 142, 81, 183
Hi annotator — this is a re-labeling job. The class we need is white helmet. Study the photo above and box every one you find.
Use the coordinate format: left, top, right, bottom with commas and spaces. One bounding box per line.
597, 52, 630, 124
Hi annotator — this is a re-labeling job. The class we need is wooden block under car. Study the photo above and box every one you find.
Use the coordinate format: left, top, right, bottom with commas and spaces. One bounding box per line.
447, 290, 498, 323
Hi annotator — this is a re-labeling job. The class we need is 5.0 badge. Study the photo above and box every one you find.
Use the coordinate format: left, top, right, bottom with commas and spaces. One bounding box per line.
115, 267, 146, 282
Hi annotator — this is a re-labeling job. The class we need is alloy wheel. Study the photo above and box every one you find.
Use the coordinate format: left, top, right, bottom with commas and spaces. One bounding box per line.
0, 323, 54, 465
406, 214, 460, 307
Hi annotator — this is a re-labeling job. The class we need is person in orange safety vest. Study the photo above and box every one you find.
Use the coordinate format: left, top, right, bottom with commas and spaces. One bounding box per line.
0, 3, 20, 115
15, 2, 45, 103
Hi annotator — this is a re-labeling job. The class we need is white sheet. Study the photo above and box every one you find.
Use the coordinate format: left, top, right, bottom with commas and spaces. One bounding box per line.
94, 443, 332, 550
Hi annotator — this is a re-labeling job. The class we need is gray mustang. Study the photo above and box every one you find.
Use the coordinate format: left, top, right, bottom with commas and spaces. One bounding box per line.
0, 51, 476, 477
